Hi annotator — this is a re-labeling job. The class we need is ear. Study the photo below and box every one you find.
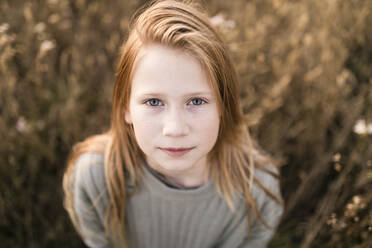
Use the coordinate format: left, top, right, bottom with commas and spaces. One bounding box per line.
124, 109, 133, 124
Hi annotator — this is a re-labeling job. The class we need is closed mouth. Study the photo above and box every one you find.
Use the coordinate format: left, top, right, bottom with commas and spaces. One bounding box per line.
159, 147, 194, 156
160, 147, 194, 151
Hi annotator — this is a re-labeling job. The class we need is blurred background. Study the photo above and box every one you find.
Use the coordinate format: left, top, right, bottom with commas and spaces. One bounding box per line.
0, 0, 371, 247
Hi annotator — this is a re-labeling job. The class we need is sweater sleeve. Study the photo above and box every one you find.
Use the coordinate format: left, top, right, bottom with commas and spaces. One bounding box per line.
73, 153, 113, 248
217, 164, 284, 248
238, 165, 284, 248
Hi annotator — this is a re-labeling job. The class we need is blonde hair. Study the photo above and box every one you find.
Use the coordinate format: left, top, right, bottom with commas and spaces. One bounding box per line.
63, 0, 281, 247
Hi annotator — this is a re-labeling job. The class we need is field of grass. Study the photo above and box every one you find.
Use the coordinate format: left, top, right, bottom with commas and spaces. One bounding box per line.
0, 0, 371, 247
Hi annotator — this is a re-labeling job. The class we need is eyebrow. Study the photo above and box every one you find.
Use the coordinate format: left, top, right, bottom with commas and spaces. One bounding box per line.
138, 92, 213, 98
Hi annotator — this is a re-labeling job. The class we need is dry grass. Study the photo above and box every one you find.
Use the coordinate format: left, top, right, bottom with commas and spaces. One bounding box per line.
0, 0, 371, 247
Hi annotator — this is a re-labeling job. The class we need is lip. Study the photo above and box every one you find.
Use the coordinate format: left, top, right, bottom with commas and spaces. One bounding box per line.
160, 147, 194, 157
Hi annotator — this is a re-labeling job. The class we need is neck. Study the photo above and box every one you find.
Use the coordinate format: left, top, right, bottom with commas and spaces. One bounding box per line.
145, 158, 210, 189
164, 169, 209, 189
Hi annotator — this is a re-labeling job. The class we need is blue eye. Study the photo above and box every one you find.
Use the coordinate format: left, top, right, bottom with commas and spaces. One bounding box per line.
190, 98, 205, 105
146, 98, 162, 106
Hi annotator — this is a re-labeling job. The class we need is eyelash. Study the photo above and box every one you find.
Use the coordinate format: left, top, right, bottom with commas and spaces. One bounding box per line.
144, 98, 207, 107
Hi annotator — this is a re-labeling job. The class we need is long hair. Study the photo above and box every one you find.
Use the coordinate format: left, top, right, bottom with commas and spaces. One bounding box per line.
63, 0, 282, 247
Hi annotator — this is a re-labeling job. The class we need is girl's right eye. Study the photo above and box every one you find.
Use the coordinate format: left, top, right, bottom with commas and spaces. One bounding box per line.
145, 98, 163, 106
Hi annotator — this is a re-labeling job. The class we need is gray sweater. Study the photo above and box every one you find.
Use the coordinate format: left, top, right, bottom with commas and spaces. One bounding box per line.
72, 153, 283, 248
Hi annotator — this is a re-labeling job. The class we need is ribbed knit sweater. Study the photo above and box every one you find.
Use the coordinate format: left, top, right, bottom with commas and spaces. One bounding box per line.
72, 153, 283, 248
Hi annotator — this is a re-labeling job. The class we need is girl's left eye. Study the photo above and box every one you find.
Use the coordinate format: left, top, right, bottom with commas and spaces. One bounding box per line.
189, 98, 206, 105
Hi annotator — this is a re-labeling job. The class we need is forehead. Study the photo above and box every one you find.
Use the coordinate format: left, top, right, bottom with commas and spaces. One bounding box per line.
130, 44, 215, 97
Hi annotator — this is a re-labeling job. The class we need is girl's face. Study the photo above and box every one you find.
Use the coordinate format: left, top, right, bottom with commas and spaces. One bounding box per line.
125, 44, 220, 181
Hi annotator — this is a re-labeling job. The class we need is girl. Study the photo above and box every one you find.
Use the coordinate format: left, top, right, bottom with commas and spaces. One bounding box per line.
63, 1, 283, 247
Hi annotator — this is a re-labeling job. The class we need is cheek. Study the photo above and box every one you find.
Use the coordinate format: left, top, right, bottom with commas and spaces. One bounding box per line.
132, 121, 154, 152
195, 108, 220, 146
130, 109, 161, 150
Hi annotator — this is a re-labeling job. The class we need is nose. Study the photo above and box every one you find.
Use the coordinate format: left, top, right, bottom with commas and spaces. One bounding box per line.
162, 108, 189, 137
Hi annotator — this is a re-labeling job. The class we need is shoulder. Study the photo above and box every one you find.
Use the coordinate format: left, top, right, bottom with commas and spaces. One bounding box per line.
73, 152, 106, 199
74, 152, 105, 179
255, 162, 280, 188
71, 153, 111, 247
252, 161, 282, 201
75, 152, 105, 171
251, 161, 284, 226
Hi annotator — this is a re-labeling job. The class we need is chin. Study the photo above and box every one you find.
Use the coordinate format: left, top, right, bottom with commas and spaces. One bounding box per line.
153, 158, 198, 173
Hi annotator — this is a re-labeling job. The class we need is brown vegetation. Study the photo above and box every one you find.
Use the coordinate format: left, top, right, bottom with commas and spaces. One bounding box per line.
0, 0, 371, 247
